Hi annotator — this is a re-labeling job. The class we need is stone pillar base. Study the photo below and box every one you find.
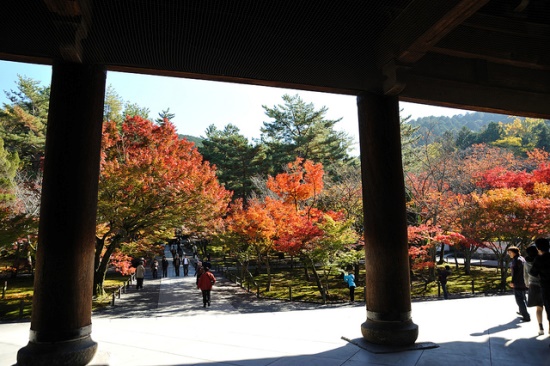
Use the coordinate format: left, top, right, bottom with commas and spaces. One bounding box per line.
361, 318, 419, 346
17, 335, 97, 366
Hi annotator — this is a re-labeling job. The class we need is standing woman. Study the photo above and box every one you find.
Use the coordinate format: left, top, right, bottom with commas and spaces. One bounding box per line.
343, 269, 356, 303
197, 266, 216, 307
135, 261, 145, 290
525, 244, 545, 335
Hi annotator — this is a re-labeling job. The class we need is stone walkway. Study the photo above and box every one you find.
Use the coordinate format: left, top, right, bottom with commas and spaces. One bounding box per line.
1, 247, 550, 365
93, 247, 337, 319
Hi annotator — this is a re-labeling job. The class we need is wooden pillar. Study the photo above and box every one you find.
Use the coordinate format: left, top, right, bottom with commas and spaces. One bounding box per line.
357, 92, 418, 345
17, 61, 106, 365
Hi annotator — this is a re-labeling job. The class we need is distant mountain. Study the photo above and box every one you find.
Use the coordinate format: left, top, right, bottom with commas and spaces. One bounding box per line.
408, 112, 514, 136
179, 134, 203, 148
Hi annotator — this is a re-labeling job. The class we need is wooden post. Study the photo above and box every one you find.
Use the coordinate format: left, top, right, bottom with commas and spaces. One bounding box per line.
2, 281, 6, 300
289, 286, 292, 301
17, 61, 106, 366
357, 92, 418, 346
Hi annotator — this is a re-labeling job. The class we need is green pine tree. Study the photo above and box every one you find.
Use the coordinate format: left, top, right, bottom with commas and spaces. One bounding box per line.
199, 124, 265, 203
260, 94, 354, 175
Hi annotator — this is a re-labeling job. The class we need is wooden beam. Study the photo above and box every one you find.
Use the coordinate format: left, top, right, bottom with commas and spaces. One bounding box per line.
43, 0, 93, 63
43, 0, 81, 17
380, 0, 489, 65
432, 23, 550, 71
396, 53, 550, 118
400, 74, 550, 119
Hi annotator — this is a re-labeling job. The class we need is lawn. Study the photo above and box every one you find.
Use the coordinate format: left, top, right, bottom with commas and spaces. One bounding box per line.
0, 270, 131, 321
221, 260, 509, 304
0, 260, 510, 320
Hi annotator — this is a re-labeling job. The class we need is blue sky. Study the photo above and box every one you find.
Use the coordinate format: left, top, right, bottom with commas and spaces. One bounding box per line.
0, 60, 470, 154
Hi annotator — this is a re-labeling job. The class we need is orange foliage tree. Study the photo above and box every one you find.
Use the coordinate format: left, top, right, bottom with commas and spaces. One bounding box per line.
94, 116, 231, 295
224, 158, 357, 297
256, 158, 356, 296
225, 197, 281, 290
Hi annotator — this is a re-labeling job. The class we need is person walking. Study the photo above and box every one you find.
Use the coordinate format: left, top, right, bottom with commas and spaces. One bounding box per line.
530, 238, 550, 336
173, 255, 181, 277
202, 257, 211, 271
197, 265, 216, 307
438, 265, 451, 299
194, 256, 202, 277
161, 255, 169, 278
135, 261, 145, 290
343, 269, 356, 303
183, 255, 190, 276
524, 245, 545, 335
151, 258, 159, 279
508, 246, 530, 322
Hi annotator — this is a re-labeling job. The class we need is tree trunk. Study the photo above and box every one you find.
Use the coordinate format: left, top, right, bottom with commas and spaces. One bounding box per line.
499, 262, 508, 291
464, 259, 471, 275
438, 243, 445, 264
463, 251, 471, 275
307, 256, 324, 299
429, 246, 437, 281
265, 257, 271, 292
302, 257, 310, 281
93, 235, 120, 296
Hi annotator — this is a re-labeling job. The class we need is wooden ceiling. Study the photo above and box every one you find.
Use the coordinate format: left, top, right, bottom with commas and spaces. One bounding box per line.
1, 0, 549, 118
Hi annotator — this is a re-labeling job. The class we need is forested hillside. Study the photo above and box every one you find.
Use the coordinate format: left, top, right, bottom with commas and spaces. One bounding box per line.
409, 112, 510, 134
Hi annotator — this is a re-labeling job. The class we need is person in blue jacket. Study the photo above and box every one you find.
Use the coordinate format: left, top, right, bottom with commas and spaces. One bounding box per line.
343, 269, 356, 303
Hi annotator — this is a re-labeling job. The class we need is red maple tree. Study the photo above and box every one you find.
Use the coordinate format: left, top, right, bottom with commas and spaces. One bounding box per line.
94, 116, 231, 295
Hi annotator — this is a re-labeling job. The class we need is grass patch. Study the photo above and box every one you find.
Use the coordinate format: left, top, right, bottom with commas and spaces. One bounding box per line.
92, 272, 133, 311
411, 265, 505, 298
0, 275, 34, 320
228, 263, 507, 303
236, 266, 358, 303
0, 271, 132, 320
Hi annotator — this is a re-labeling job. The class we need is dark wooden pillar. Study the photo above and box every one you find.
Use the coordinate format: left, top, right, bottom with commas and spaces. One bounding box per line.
17, 61, 106, 365
357, 92, 418, 345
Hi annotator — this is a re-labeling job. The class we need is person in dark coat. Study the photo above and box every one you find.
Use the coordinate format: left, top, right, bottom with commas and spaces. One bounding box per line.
150, 259, 159, 279
524, 245, 545, 335
161, 255, 169, 278
173, 255, 181, 277
530, 238, 550, 335
438, 265, 451, 300
508, 246, 530, 322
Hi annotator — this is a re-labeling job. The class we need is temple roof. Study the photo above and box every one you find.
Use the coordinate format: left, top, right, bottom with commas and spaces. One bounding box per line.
1, 0, 549, 117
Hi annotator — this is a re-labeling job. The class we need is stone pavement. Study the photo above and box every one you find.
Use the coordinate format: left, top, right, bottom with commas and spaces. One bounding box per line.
1, 248, 550, 365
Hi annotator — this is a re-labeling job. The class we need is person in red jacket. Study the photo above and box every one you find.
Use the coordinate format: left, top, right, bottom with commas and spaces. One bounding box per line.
197, 266, 216, 307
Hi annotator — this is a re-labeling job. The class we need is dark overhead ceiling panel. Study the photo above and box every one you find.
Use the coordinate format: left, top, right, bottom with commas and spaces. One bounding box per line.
1, 0, 549, 117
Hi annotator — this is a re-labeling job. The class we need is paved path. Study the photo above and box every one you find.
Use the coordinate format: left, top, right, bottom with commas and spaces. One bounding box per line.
1, 247, 550, 365
94, 247, 331, 319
